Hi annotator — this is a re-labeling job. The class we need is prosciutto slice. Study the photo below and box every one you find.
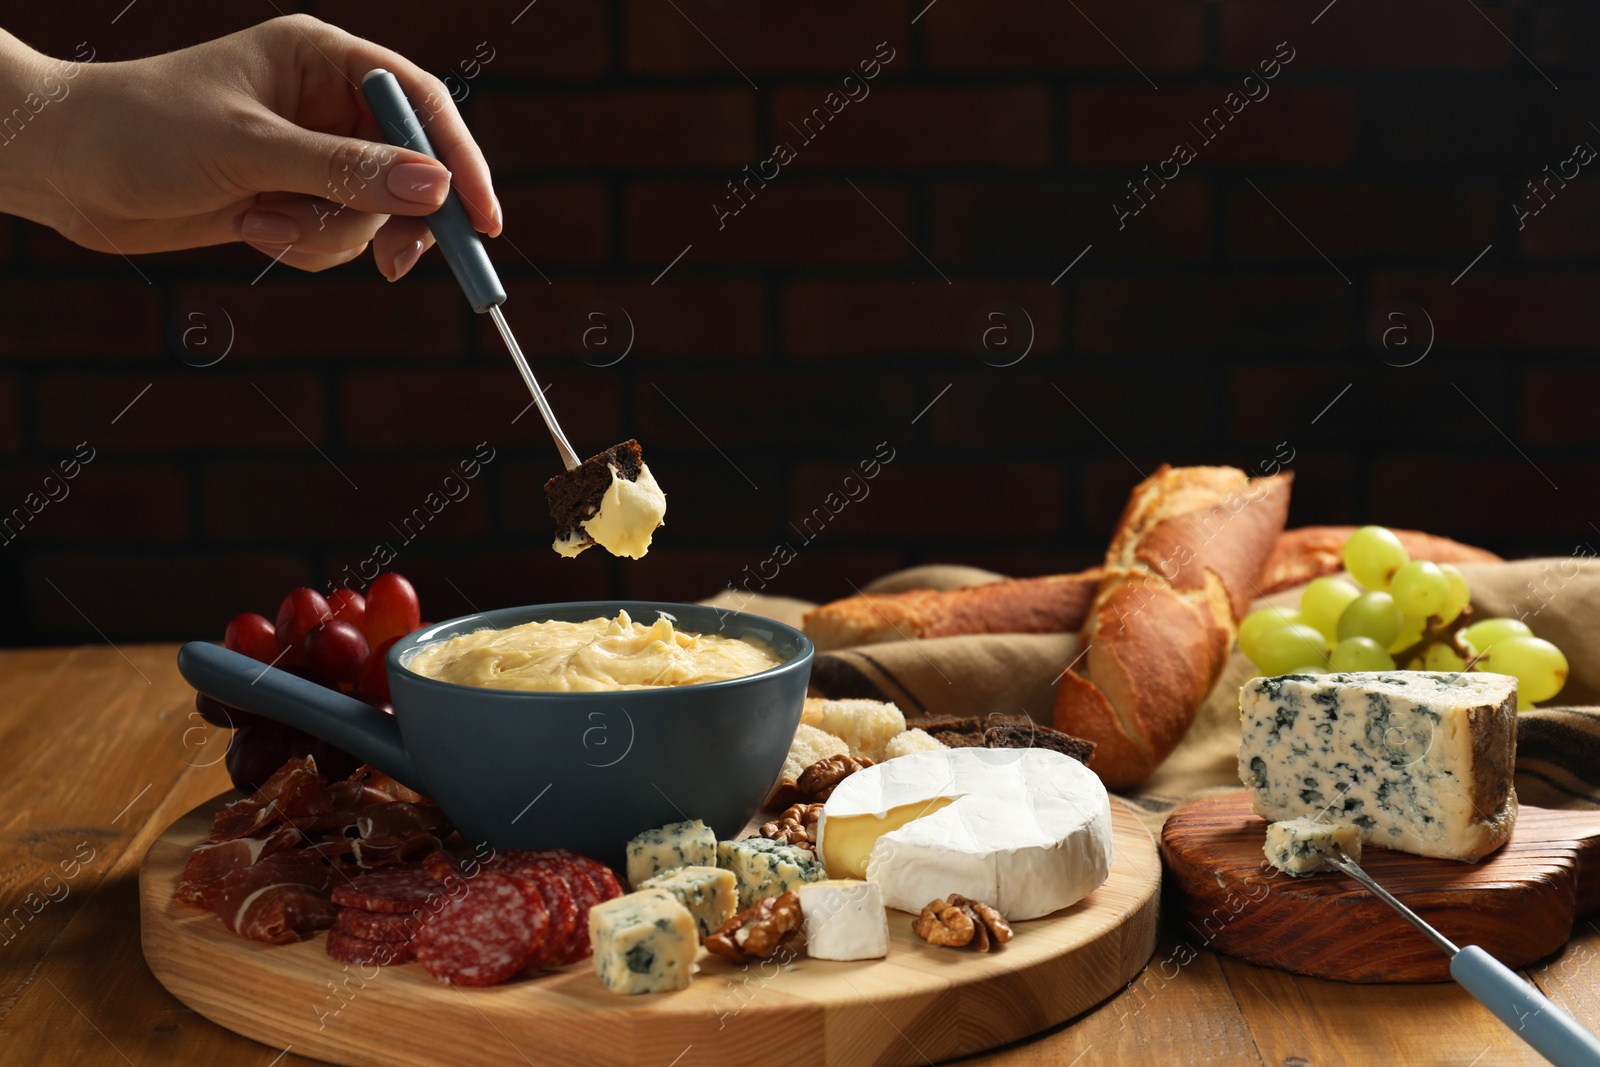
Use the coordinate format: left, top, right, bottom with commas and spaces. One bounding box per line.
309, 801, 453, 873
175, 823, 299, 907
348, 802, 452, 869
346, 764, 430, 806
208, 756, 326, 842
210, 850, 338, 944
172, 757, 450, 945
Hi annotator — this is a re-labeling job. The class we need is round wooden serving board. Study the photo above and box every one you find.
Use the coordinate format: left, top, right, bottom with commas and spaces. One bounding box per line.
142, 794, 1159, 1067
1161, 791, 1600, 983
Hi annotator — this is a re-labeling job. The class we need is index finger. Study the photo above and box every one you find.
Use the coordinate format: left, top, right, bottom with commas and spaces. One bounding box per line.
311, 20, 502, 237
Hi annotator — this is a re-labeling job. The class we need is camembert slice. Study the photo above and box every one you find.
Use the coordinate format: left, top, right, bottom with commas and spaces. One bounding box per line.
797, 879, 888, 961
1239, 671, 1518, 862
817, 748, 1113, 921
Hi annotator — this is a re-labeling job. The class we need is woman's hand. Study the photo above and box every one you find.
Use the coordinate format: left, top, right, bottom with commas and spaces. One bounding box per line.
0, 15, 500, 279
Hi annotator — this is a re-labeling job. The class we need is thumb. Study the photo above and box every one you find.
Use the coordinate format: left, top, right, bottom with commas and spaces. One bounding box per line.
247, 120, 453, 217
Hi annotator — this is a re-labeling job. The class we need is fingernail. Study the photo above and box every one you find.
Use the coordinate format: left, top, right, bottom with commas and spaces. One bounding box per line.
240, 211, 300, 244
389, 162, 451, 205
490, 193, 503, 234
390, 239, 426, 281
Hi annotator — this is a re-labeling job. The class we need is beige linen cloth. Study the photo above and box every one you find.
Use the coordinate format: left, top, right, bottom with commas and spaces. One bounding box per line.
704, 558, 1600, 834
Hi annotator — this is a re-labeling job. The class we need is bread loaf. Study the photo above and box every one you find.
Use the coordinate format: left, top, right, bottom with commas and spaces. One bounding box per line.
802, 572, 1101, 652
803, 525, 1493, 653
1261, 526, 1500, 594
1053, 465, 1292, 790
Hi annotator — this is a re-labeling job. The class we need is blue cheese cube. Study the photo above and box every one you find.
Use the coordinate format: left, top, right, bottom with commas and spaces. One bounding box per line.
716, 838, 827, 910
626, 819, 716, 888
1263, 817, 1362, 876
1240, 671, 1517, 861
588, 889, 698, 995
639, 865, 737, 938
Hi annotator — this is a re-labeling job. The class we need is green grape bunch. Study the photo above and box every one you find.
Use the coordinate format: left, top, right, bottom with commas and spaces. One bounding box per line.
1236, 524, 1568, 710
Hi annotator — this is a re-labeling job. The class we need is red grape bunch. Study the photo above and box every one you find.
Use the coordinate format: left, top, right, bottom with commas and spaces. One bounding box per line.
197, 573, 424, 793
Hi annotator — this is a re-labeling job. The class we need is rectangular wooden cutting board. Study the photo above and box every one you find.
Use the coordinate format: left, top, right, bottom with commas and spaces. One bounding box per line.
1160, 791, 1600, 982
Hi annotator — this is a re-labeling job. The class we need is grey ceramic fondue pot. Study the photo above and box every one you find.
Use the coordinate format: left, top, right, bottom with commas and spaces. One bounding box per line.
176, 601, 812, 868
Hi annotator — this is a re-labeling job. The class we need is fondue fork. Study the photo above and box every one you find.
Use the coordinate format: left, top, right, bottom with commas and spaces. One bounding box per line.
360, 69, 580, 472
1327, 846, 1600, 1066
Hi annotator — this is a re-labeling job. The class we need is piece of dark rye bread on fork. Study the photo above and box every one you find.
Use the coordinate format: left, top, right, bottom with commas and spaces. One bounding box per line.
544, 439, 666, 559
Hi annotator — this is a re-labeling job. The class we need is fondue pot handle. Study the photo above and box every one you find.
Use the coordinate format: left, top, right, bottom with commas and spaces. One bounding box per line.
177, 642, 423, 792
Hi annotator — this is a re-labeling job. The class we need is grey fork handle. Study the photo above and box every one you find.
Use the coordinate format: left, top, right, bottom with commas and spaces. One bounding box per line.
361, 68, 506, 314
1451, 946, 1600, 1066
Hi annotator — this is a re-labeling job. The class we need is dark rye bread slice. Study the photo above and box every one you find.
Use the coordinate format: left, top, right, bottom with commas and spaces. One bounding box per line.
545, 439, 644, 545
983, 722, 1096, 766
907, 716, 1096, 766
911, 716, 988, 749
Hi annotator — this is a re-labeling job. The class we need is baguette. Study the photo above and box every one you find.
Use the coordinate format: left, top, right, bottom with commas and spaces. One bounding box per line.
1054, 465, 1292, 790
802, 572, 1101, 652
803, 526, 1493, 652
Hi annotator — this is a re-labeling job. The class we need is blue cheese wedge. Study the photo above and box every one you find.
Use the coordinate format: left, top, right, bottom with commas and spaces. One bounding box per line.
796, 879, 888, 961
588, 888, 698, 995
639, 865, 737, 938
626, 818, 716, 888
716, 837, 827, 910
1264, 817, 1362, 876
1239, 671, 1517, 861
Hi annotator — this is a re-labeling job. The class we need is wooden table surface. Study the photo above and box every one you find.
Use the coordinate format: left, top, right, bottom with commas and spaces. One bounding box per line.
4, 644, 1597, 1067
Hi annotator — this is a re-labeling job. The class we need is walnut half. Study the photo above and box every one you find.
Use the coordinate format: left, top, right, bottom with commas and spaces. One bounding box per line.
913, 899, 975, 947
797, 754, 874, 802
703, 891, 803, 964
759, 803, 823, 852
913, 895, 1014, 952
951, 895, 1014, 946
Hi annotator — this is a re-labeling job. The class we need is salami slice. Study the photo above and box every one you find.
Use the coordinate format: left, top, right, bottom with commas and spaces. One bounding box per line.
481, 849, 619, 965
422, 850, 462, 883
591, 867, 623, 901
333, 906, 422, 943
486, 851, 593, 964
331, 864, 449, 913
415, 872, 549, 987
481, 854, 578, 969
524, 867, 580, 969
326, 927, 417, 966
539, 849, 623, 901
549, 859, 601, 965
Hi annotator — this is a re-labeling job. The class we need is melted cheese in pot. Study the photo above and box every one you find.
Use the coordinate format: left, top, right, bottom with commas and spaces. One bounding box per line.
405, 610, 782, 692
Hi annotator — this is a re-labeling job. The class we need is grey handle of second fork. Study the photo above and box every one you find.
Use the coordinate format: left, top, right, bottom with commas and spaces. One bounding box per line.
360, 68, 506, 314
1452, 946, 1600, 1066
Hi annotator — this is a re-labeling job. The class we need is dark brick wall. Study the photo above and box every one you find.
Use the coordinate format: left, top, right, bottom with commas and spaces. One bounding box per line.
2, 0, 1598, 645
